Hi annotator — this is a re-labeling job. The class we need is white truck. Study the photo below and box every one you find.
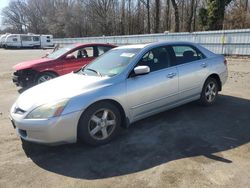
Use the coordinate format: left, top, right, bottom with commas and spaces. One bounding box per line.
3, 34, 54, 48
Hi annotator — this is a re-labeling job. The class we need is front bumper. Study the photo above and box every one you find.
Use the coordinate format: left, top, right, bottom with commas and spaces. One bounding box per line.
9, 109, 83, 145
12, 70, 37, 87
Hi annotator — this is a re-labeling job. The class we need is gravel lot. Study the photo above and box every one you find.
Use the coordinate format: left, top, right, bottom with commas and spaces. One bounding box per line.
0, 49, 249, 188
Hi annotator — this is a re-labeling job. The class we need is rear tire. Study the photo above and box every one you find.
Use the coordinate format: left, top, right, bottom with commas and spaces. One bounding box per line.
36, 72, 57, 85
200, 77, 219, 106
78, 101, 122, 146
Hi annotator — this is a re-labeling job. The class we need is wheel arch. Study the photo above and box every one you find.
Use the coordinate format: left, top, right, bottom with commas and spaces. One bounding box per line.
77, 99, 128, 132
34, 70, 59, 85
38, 70, 59, 76
205, 73, 222, 91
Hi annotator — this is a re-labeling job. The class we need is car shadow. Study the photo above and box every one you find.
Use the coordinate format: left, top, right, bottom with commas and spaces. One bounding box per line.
22, 94, 250, 179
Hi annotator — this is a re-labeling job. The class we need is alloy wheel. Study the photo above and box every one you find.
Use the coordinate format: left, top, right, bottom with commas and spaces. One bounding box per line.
88, 109, 117, 140
37, 74, 53, 84
205, 82, 217, 102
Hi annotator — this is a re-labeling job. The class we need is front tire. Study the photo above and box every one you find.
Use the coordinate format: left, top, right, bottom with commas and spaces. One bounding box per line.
78, 102, 122, 145
36, 72, 57, 85
200, 77, 219, 106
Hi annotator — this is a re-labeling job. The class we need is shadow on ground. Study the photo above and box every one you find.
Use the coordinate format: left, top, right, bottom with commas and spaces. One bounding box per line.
22, 94, 250, 179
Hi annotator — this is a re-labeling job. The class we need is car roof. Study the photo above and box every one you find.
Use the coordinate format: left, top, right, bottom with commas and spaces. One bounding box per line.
115, 44, 149, 49
73, 43, 116, 48
115, 41, 197, 50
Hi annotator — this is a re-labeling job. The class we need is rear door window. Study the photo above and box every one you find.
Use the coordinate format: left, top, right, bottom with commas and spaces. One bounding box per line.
83, 47, 94, 57
172, 45, 205, 65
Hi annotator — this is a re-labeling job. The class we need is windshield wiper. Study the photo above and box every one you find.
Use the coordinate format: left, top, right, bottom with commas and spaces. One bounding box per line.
85, 68, 102, 77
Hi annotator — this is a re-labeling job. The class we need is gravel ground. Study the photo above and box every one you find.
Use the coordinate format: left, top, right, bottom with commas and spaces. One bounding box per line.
0, 49, 249, 188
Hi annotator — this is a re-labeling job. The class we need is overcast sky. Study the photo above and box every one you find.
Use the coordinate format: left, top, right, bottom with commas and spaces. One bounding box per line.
0, 0, 10, 29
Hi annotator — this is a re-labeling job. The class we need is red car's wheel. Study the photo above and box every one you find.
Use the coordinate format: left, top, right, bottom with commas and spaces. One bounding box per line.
36, 72, 57, 84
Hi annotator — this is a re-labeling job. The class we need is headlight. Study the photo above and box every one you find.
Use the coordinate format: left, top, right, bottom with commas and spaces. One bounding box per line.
25, 99, 69, 119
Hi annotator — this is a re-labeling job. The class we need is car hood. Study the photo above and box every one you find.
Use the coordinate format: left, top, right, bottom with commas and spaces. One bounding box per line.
13, 58, 52, 70
15, 73, 110, 111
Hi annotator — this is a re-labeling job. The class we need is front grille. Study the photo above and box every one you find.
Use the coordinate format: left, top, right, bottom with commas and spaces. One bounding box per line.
12, 69, 37, 87
12, 71, 22, 86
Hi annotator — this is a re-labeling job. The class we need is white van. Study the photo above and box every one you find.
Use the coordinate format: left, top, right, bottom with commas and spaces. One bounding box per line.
4, 34, 54, 48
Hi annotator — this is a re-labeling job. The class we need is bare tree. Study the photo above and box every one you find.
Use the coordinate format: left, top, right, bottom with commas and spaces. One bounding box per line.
120, 0, 126, 35
140, 0, 150, 33
192, 0, 199, 31
87, 0, 114, 35
171, 0, 180, 32
164, 0, 171, 31
1, 1, 28, 33
243, 0, 249, 26
154, 0, 160, 33
186, 0, 195, 32
1, 0, 249, 36
136, 0, 144, 34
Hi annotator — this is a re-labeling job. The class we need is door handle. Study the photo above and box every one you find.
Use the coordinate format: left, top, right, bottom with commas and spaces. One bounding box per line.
201, 63, 207, 68
167, 72, 177, 78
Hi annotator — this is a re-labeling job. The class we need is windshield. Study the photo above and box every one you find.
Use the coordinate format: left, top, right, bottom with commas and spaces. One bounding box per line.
47, 44, 76, 59
82, 48, 140, 77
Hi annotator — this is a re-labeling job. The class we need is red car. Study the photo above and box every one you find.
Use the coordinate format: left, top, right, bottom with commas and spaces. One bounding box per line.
13, 43, 116, 87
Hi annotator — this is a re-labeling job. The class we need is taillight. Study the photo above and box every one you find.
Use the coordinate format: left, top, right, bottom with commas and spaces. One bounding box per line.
224, 59, 228, 65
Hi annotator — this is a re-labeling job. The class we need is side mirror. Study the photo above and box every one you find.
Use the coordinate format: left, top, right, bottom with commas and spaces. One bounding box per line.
66, 54, 75, 59
134, 66, 150, 75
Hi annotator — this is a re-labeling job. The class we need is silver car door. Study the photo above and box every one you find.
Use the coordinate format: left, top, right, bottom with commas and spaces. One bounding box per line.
171, 45, 209, 100
126, 46, 179, 121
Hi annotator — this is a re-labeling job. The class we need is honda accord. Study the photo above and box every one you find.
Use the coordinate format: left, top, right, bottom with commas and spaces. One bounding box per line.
9, 41, 228, 145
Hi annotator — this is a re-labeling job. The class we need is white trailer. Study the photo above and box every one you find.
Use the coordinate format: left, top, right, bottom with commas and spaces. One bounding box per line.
40, 35, 54, 48
0, 33, 11, 47
4, 34, 54, 48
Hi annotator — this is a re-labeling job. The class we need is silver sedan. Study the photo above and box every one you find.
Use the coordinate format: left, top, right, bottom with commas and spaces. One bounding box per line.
9, 41, 228, 145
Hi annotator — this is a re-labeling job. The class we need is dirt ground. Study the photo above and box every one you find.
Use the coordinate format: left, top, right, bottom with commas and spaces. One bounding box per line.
0, 49, 249, 188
